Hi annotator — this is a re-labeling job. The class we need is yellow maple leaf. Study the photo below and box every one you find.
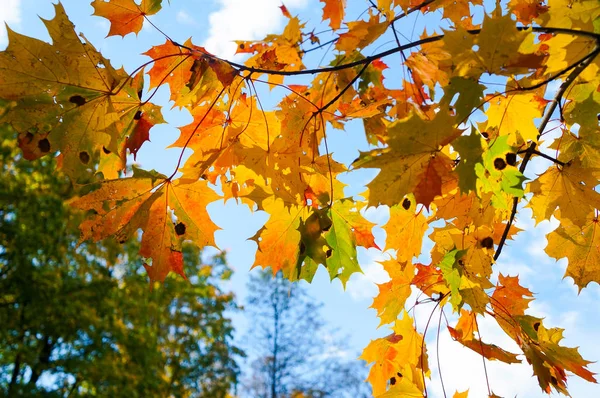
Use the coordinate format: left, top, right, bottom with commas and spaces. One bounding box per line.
384, 198, 428, 262
545, 214, 600, 290
371, 260, 415, 326
361, 311, 427, 396
485, 91, 545, 144
527, 160, 600, 227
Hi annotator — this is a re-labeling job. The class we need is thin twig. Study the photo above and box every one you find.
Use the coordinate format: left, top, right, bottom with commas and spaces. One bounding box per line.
493, 47, 599, 261
173, 27, 600, 78
436, 307, 447, 398
473, 314, 492, 396
516, 148, 566, 166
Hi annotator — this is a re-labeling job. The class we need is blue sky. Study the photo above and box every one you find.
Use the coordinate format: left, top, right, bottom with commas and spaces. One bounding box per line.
2, 1, 599, 396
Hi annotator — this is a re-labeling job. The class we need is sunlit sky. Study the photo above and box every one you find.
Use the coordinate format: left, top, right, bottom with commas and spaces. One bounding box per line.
2, 1, 599, 396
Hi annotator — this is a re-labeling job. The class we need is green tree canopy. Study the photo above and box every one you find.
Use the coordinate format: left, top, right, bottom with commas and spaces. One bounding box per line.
0, 124, 242, 397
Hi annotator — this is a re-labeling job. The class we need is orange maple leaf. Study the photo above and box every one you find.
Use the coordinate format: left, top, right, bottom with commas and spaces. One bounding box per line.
92, 0, 162, 37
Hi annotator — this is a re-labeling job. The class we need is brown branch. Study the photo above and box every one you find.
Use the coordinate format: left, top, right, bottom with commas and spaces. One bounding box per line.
516, 148, 566, 166
173, 26, 600, 78
391, 0, 437, 23
493, 47, 600, 261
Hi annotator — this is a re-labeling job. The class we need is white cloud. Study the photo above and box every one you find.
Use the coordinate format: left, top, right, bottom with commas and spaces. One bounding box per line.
346, 261, 389, 301
203, 0, 307, 58
0, 0, 21, 49
176, 10, 197, 26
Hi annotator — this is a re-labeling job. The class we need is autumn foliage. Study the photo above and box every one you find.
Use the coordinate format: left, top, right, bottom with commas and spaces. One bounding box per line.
1, 0, 599, 396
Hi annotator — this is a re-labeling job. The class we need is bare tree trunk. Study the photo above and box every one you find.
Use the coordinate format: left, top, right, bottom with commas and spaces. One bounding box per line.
28, 335, 53, 386
8, 308, 26, 397
271, 306, 279, 398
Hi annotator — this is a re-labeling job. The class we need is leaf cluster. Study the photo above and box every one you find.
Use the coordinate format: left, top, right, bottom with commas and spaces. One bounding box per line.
1, 0, 600, 396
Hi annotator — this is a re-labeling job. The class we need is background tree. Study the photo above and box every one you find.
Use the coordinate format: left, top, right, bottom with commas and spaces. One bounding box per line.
0, 124, 242, 397
243, 270, 370, 398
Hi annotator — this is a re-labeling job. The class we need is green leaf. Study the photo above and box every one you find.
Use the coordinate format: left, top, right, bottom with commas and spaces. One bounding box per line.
453, 126, 484, 194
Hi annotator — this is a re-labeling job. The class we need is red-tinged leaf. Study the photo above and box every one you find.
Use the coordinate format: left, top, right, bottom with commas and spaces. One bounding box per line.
140, 189, 186, 282
448, 326, 521, 364
279, 4, 292, 18
492, 273, 533, 317
143, 38, 197, 91
18, 131, 51, 160
126, 112, 152, 160
320, 0, 346, 30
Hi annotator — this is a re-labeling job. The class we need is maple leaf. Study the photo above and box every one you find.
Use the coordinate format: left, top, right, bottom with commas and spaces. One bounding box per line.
71, 170, 219, 282
485, 91, 546, 145
448, 325, 520, 364
453, 391, 469, 398
354, 111, 461, 208
475, 135, 526, 209
5, 1, 600, 395
325, 199, 372, 285
251, 196, 304, 280
0, 3, 160, 181
320, 0, 346, 30
92, 0, 162, 37
335, 14, 388, 52
545, 214, 600, 290
452, 127, 485, 194
361, 312, 428, 396
448, 310, 520, 364
384, 197, 427, 262
508, 0, 548, 24
371, 260, 415, 326
527, 159, 600, 227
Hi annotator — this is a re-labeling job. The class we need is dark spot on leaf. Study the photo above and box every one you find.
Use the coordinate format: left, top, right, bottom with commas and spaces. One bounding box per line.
119, 238, 126, 244
326, 248, 332, 258
69, 95, 86, 106
322, 223, 331, 232
24, 132, 34, 143
481, 131, 489, 139
239, 43, 245, 50
505, 152, 517, 166
102, 146, 111, 154
533, 322, 540, 332
397, 372, 402, 378
402, 198, 411, 210
494, 157, 507, 170
389, 377, 396, 385
79, 151, 90, 164
551, 376, 557, 385
134, 110, 143, 120
38, 138, 51, 153
300, 242, 306, 255
458, 260, 464, 266
480, 236, 494, 249
175, 222, 186, 236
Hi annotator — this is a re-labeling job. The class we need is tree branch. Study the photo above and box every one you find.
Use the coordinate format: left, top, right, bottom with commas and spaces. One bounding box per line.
517, 148, 566, 166
174, 26, 600, 78
493, 47, 599, 261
